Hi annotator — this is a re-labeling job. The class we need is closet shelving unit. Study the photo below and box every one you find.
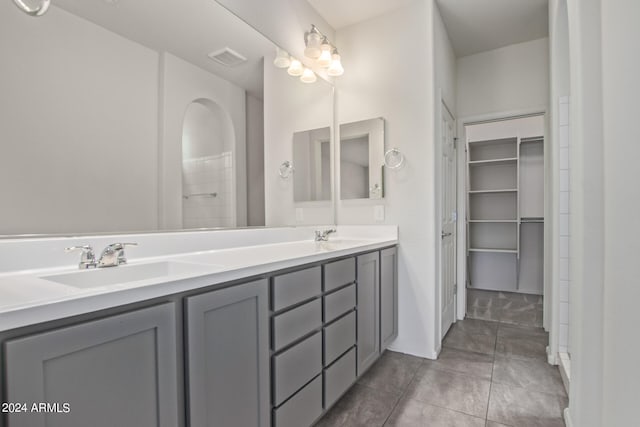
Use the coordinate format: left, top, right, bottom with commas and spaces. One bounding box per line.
466, 131, 544, 294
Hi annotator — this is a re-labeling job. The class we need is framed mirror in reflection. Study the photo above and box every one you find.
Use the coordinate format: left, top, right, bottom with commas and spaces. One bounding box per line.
0, 0, 334, 236
293, 127, 331, 203
339, 118, 385, 200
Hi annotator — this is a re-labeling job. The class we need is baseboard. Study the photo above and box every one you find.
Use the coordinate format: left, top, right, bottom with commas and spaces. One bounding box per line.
558, 352, 571, 395
546, 345, 558, 365
564, 408, 573, 427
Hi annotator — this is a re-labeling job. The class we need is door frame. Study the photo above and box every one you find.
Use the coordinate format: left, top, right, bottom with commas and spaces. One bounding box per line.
455, 107, 551, 331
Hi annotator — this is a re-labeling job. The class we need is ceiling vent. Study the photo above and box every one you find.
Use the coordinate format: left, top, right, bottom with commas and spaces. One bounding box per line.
207, 48, 247, 67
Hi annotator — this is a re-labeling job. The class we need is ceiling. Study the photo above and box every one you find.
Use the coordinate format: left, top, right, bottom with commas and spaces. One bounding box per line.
307, 0, 548, 57
307, 0, 413, 29
436, 0, 549, 57
54, 0, 275, 99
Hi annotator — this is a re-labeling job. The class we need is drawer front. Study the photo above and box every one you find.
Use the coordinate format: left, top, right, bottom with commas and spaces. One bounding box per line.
324, 347, 356, 408
324, 284, 356, 323
272, 299, 322, 351
324, 311, 356, 365
272, 267, 322, 311
273, 332, 322, 406
324, 258, 356, 292
273, 375, 323, 427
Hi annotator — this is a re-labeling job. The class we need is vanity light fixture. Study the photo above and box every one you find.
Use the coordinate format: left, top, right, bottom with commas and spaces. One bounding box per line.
327, 49, 344, 77
273, 48, 291, 68
287, 58, 304, 76
317, 39, 332, 67
304, 26, 323, 59
300, 68, 317, 84
303, 25, 345, 77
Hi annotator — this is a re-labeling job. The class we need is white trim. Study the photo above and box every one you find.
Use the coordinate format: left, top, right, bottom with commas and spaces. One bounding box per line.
564, 408, 573, 427
456, 107, 549, 324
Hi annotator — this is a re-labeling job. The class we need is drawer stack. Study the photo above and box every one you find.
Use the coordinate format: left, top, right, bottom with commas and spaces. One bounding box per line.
322, 258, 357, 408
270, 258, 357, 427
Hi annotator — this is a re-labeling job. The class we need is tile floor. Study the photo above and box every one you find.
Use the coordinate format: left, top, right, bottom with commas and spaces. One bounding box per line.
466, 289, 544, 328
315, 317, 567, 427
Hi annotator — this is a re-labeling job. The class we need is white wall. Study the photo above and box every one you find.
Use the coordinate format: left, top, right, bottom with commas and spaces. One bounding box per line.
263, 55, 334, 226
0, 3, 159, 234
335, 0, 439, 358
600, 0, 640, 424
565, 0, 604, 425
246, 94, 265, 226
457, 38, 550, 118
160, 53, 247, 229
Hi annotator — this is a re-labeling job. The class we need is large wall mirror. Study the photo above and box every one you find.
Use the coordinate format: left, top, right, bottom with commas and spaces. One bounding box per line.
0, 0, 334, 236
339, 118, 385, 200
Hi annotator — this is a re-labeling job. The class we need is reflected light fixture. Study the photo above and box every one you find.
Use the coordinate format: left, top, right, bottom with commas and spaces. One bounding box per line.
273, 47, 291, 68
300, 68, 317, 83
327, 49, 344, 77
287, 58, 304, 76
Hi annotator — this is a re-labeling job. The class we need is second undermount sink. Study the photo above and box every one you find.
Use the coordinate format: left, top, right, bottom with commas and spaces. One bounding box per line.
41, 261, 222, 289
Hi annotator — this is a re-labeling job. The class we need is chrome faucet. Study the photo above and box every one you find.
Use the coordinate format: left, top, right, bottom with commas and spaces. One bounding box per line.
314, 229, 336, 242
65, 245, 97, 269
97, 243, 138, 268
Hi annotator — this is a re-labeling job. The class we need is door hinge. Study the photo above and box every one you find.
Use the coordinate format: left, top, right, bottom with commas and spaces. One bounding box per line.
454, 284, 458, 295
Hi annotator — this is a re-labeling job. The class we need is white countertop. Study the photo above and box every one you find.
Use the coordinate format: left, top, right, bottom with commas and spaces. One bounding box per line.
0, 226, 397, 332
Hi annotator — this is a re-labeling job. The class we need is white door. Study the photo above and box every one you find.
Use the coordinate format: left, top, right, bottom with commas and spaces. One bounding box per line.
441, 104, 457, 339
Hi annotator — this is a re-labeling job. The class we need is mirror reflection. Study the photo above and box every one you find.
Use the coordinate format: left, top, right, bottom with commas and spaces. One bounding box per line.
293, 127, 331, 203
0, 0, 334, 235
339, 118, 385, 200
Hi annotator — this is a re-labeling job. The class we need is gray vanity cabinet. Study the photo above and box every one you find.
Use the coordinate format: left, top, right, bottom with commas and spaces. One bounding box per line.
4, 303, 179, 427
380, 247, 399, 349
356, 251, 381, 375
185, 279, 270, 427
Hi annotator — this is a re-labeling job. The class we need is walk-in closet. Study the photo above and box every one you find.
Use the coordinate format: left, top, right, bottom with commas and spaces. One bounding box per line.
466, 115, 545, 295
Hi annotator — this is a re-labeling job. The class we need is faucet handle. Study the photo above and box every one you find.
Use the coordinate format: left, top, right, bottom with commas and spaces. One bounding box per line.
315, 228, 337, 241
65, 245, 96, 269
102, 242, 138, 265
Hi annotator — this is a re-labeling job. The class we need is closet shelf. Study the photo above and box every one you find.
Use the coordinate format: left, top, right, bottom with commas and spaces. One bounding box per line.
468, 189, 517, 194
468, 220, 518, 223
468, 158, 517, 166
468, 248, 518, 254
467, 137, 517, 146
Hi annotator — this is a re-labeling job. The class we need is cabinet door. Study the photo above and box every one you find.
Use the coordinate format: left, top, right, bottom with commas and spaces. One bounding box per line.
185, 279, 269, 427
380, 247, 399, 350
356, 251, 380, 375
4, 303, 179, 427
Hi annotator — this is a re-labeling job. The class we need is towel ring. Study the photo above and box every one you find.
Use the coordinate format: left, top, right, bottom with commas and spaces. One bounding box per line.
279, 161, 294, 179
384, 148, 404, 169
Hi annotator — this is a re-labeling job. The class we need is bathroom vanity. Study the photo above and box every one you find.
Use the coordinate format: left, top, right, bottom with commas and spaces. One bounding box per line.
0, 226, 397, 427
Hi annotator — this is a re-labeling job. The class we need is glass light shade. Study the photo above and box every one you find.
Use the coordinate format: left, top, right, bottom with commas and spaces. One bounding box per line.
327, 53, 344, 76
273, 48, 291, 68
304, 32, 322, 59
300, 68, 317, 83
287, 58, 304, 76
317, 43, 332, 67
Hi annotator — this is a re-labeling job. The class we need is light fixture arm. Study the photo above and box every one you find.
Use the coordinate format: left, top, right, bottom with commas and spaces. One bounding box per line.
13, 0, 51, 16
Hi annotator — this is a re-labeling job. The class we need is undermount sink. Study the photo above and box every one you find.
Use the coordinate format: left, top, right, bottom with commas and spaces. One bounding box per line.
41, 261, 222, 289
